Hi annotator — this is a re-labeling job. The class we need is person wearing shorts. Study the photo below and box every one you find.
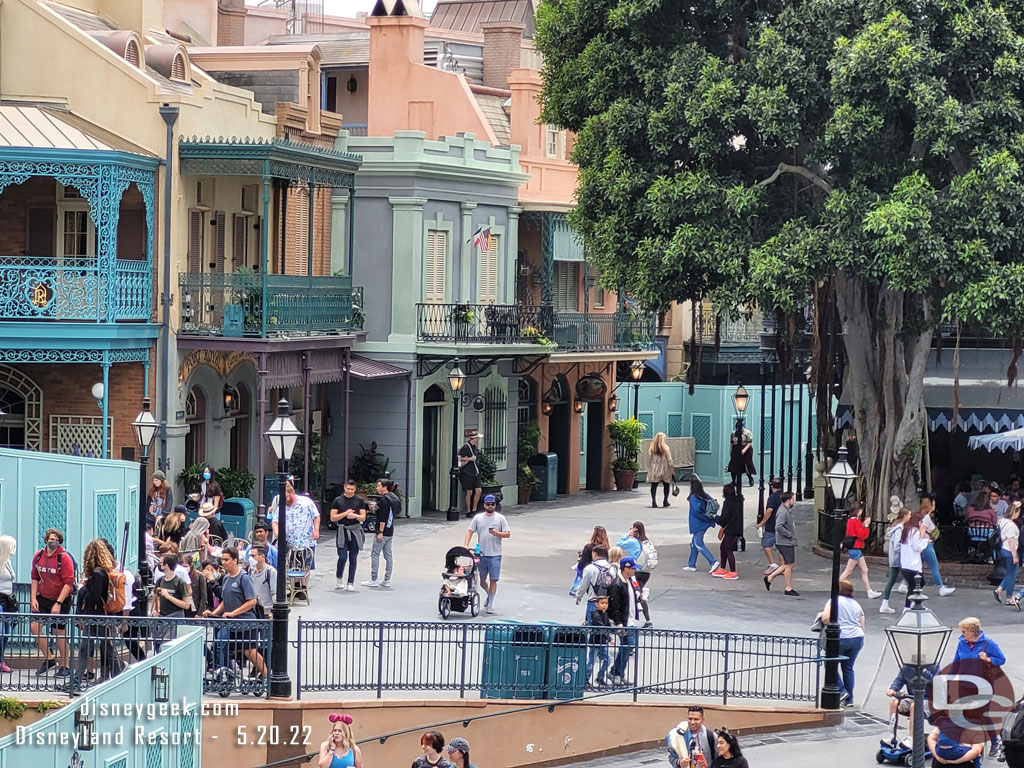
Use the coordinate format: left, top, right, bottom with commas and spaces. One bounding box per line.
30, 528, 75, 676
760, 478, 782, 575
464, 495, 510, 614
459, 431, 484, 516
764, 493, 799, 596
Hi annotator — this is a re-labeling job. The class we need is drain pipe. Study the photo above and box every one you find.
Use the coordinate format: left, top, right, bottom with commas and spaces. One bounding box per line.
158, 104, 179, 471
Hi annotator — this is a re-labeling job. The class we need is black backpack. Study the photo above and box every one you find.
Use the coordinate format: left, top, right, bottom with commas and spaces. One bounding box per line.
593, 564, 616, 597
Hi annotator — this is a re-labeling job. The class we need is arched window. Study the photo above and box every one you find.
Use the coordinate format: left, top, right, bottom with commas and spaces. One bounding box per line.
229, 383, 251, 469
170, 53, 187, 82
184, 386, 207, 468
125, 39, 141, 68
0, 387, 26, 450
482, 384, 507, 466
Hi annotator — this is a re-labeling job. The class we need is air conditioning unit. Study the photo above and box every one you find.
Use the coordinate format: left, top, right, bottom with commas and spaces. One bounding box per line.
241, 185, 258, 215
196, 179, 214, 210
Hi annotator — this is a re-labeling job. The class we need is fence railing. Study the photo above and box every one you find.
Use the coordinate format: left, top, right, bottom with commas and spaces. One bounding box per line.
0, 256, 152, 321
295, 620, 822, 704
553, 311, 657, 353
0, 612, 270, 698
179, 271, 357, 337
698, 308, 766, 344
417, 303, 554, 345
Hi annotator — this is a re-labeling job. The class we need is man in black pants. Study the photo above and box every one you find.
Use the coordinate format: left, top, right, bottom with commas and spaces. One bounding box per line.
459, 430, 483, 516
331, 479, 367, 591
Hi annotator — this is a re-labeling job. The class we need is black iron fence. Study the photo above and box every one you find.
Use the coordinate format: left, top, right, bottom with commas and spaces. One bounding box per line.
552, 311, 657, 353
416, 303, 553, 344
0, 612, 270, 698
295, 620, 822, 704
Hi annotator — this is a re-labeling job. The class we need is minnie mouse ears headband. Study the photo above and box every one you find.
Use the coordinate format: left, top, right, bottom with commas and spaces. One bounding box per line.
328, 714, 353, 725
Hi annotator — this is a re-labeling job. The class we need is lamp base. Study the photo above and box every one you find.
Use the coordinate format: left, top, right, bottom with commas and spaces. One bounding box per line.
446, 506, 460, 522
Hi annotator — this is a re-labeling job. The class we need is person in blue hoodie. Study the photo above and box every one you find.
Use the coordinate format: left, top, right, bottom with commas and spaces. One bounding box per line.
885, 662, 939, 728
952, 617, 1006, 754
684, 477, 719, 573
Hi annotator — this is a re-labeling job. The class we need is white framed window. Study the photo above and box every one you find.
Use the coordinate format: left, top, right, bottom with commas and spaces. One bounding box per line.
478, 234, 500, 304
425, 229, 447, 303
57, 185, 95, 259
545, 125, 565, 159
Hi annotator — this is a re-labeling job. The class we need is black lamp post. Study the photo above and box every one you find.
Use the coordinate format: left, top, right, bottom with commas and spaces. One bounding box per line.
131, 398, 158, 611
265, 398, 302, 699
884, 591, 952, 768
796, 374, 804, 501
733, 383, 750, 495
630, 360, 645, 420
804, 361, 815, 499
446, 360, 467, 522
822, 446, 858, 709
757, 363, 767, 522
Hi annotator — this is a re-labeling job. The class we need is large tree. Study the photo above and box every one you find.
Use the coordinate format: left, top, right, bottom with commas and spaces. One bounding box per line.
536, 0, 1024, 516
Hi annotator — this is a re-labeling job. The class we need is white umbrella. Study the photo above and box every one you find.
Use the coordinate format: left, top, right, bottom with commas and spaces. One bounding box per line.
968, 427, 1024, 452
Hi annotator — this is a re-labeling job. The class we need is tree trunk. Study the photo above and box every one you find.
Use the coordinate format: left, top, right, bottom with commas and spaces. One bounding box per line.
834, 276, 932, 523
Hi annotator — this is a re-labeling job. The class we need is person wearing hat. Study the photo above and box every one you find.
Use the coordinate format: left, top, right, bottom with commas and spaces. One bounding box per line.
199, 501, 228, 543
444, 737, 476, 768
147, 469, 173, 525
606, 556, 642, 686
464, 494, 510, 614
459, 430, 484, 517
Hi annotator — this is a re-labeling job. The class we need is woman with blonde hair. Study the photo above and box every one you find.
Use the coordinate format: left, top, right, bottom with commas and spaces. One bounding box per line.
648, 432, 675, 508
0, 535, 16, 673
318, 713, 363, 768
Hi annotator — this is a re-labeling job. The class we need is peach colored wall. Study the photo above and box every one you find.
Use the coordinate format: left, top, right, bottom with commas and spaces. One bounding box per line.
331, 70, 369, 124
163, 0, 219, 46
367, 16, 499, 145
203, 698, 833, 768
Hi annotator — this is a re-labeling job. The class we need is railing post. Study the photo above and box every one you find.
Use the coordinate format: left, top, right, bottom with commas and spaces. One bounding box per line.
295, 618, 302, 700
722, 634, 730, 705
376, 623, 385, 699
632, 628, 640, 703
459, 624, 468, 699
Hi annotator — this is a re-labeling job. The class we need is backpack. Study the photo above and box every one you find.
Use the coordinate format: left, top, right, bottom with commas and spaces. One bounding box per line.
33, 548, 76, 590
704, 496, 720, 520
638, 539, 659, 571
385, 492, 402, 519
105, 568, 127, 614
593, 564, 616, 597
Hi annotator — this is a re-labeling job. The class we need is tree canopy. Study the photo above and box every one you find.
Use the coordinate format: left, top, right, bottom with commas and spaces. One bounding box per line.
535, 0, 1024, 512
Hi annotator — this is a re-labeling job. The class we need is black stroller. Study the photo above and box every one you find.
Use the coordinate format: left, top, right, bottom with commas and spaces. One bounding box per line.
439, 546, 480, 619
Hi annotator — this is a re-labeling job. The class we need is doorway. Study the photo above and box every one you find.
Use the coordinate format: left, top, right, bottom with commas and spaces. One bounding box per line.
585, 401, 604, 490
422, 385, 446, 511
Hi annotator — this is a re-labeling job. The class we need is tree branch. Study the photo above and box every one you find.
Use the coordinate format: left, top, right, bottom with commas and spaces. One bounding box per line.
757, 162, 833, 194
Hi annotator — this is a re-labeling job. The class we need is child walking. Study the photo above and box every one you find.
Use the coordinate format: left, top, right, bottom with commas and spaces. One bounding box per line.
586, 596, 612, 687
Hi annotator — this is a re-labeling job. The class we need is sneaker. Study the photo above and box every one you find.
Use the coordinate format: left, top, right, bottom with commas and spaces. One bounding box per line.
662, 501, 670, 508
642, 621, 653, 628
879, 601, 895, 614
784, 589, 800, 596
682, 566, 697, 572
839, 693, 850, 706
380, 581, 391, 588
763, 563, 780, 575
939, 586, 956, 596
867, 590, 882, 599
345, 583, 355, 592
994, 589, 1003, 604
55, 666, 71, 677
36, 659, 57, 676
711, 567, 728, 578
895, 582, 908, 593
484, 605, 494, 615
361, 579, 379, 588
763, 576, 772, 592
708, 561, 721, 574
336, 579, 347, 590
721, 572, 739, 580
595, 678, 607, 687
0, 663, 10, 673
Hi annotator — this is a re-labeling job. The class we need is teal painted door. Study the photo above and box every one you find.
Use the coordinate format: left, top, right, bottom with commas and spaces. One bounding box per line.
579, 411, 587, 488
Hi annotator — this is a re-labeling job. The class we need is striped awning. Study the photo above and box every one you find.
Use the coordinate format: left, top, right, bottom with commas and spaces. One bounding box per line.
0, 105, 155, 156
347, 355, 409, 380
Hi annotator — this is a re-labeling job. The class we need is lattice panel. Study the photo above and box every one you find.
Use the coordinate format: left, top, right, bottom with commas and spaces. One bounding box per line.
691, 414, 712, 453
97, 492, 118, 544
107, 758, 127, 768
37, 488, 68, 542
147, 741, 162, 768
638, 411, 654, 439
762, 416, 774, 453
666, 412, 683, 438
50, 415, 113, 458
179, 712, 198, 768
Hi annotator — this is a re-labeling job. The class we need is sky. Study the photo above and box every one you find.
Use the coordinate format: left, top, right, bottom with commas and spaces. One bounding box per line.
254, 0, 439, 17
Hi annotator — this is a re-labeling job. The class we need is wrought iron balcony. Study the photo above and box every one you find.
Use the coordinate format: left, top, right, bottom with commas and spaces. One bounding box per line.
0, 257, 151, 321
698, 307, 766, 345
179, 271, 359, 338
552, 311, 657, 353
416, 303, 553, 345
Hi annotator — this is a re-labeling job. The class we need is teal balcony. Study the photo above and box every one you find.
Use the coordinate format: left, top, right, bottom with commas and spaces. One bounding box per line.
179, 272, 359, 337
552, 310, 657, 353
0, 257, 150, 321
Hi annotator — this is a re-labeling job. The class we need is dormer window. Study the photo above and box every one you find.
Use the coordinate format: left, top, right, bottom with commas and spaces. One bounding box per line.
89, 30, 145, 70
125, 39, 140, 67
170, 52, 188, 83
144, 44, 191, 84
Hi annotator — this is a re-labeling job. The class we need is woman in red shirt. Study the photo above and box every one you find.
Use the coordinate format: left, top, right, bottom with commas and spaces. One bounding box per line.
839, 501, 882, 599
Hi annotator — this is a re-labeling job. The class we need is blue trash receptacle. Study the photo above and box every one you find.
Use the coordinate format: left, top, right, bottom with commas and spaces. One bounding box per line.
530, 453, 558, 501
481, 621, 548, 699
221, 497, 255, 540
541, 622, 588, 699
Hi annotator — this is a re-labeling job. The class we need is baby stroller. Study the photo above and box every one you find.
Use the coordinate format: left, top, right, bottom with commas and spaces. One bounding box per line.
438, 546, 480, 619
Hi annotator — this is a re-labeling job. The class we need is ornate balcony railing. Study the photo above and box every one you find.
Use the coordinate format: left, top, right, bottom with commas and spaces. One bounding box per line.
552, 311, 657, 353
417, 303, 553, 344
698, 307, 765, 344
0, 256, 152, 321
179, 271, 358, 337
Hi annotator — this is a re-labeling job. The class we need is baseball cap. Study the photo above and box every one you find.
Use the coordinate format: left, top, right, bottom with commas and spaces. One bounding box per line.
483, 494, 497, 504
620, 557, 638, 569
445, 737, 470, 754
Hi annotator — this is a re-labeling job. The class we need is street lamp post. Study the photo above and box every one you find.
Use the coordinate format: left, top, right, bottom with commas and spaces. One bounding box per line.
264, 399, 302, 699
787, 362, 795, 493
630, 360, 645, 420
823, 446, 858, 710
757, 363, 767, 522
446, 360, 467, 522
884, 591, 952, 768
131, 399, 158, 613
804, 362, 815, 499
796, 374, 804, 501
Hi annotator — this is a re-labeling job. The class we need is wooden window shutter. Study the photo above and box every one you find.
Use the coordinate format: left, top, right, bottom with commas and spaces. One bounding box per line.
27, 207, 56, 257
425, 229, 446, 303
232, 214, 247, 272
479, 234, 499, 304
554, 262, 577, 312
214, 211, 226, 271
187, 209, 203, 273
117, 208, 146, 261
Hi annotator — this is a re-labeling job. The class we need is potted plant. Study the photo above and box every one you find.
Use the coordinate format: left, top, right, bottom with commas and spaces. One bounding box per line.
608, 417, 643, 491
517, 464, 541, 504
477, 449, 502, 509
216, 467, 256, 499
516, 419, 542, 504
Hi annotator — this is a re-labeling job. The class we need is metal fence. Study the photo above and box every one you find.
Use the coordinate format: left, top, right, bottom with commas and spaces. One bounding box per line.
295, 620, 822, 704
0, 612, 270, 698
552, 311, 657, 353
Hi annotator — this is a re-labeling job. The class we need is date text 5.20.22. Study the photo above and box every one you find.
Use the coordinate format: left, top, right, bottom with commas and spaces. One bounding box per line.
237, 725, 312, 746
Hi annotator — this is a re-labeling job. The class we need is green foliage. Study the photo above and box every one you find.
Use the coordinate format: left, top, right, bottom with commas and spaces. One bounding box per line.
0, 697, 25, 721
349, 443, 390, 484
176, 463, 205, 491
216, 467, 255, 499
477, 450, 498, 486
517, 464, 541, 489
517, 420, 543, 467
35, 700, 63, 715
608, 417, 643, 471
289, 433, 326, 498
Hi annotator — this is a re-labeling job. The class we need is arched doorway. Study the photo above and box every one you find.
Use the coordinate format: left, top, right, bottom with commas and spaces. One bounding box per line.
546, 375, 571, 494
421, 385, 446, 511
184, 386, 207, 468
229, 383, 251, 469
0, 365, 42, 451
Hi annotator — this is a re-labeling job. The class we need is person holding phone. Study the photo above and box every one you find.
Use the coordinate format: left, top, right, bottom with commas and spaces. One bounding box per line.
464, 494, 510, 614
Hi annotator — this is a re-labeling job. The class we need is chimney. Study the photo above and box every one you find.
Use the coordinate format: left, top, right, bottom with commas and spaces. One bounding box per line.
481, 22, 525, 90
217, 0, 247, 46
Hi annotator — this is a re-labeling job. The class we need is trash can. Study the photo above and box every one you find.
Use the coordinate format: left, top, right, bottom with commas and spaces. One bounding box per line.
480, 621, 547, 699
541, 623, 588, 700
530, 453, 558, 501
221, 497, 255, 540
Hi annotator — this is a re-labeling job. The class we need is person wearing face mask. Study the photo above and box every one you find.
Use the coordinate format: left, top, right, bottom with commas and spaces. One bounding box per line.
29, 528, 75, 677
197, 466, 224, 516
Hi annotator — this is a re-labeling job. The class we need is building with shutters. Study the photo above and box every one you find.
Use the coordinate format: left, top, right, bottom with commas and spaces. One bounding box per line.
0, 0, 365, 519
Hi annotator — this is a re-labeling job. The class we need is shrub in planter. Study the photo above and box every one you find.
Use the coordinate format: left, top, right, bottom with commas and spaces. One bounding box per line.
608, 418, 643, 491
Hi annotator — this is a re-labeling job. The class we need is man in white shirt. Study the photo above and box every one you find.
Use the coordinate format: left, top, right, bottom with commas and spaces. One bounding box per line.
463, 494, 510, 614
575, 545, 614, 622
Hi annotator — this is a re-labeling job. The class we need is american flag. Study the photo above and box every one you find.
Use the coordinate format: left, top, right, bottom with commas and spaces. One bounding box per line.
470, 225, 491, 252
